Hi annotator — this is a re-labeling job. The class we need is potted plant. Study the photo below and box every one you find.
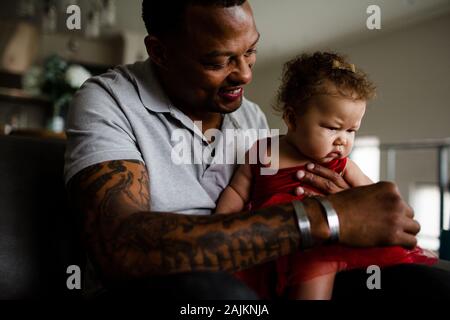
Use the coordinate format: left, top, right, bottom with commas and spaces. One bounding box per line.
23, 55, 91, 132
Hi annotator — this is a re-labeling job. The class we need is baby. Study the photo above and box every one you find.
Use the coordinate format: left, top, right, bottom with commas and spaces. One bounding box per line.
215, 52, 436, 300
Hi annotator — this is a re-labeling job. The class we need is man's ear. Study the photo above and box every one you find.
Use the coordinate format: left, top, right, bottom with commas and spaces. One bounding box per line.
283, 107, 297, 131
144, 35, 168, 69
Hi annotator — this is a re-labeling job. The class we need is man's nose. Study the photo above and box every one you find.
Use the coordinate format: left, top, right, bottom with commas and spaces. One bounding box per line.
229, 57, 253, 85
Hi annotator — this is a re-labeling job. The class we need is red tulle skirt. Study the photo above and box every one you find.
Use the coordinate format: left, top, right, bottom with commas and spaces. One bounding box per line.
234, 159, 438, 299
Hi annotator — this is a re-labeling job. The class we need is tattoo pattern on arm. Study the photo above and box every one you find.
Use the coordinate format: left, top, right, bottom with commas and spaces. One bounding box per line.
111, 204, 300, 277
69, 159, 301, 279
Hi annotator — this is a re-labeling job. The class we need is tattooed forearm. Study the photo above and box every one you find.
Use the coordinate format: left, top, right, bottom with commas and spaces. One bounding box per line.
68, 160, 302, 282
111, 204, 300, 277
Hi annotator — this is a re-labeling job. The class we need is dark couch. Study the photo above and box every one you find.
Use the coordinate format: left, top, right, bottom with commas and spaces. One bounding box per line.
0, 135, 83, 299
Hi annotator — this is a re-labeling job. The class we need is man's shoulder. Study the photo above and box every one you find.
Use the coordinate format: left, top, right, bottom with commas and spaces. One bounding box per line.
69, 60, 157, 119
79, 60, 145, 96
66, 61, 151, 132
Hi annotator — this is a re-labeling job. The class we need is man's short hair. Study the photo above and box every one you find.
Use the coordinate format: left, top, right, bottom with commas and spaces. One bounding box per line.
142, 0, 247, 36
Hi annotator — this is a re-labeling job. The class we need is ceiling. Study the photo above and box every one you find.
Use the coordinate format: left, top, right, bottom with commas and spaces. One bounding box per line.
118, 0, 450, 64
249, 0, 450, 64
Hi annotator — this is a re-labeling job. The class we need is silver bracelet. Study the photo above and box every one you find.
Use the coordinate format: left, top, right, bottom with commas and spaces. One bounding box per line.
292, 200, 313, 249
314, 197, 340, 242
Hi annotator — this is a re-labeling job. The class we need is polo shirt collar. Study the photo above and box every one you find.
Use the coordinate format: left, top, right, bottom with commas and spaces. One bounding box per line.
134, 58, 172, 113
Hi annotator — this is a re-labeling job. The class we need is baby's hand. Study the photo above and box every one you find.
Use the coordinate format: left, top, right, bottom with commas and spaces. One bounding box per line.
295, 163, 351, 196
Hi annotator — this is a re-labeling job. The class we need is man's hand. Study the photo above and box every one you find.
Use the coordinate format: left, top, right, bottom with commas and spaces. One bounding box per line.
296, 163, 351, 196
68, 159, 419, 282
327, 181, 420, 249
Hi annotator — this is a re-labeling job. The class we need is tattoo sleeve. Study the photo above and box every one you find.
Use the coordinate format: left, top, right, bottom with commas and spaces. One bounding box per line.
68, 160, 303, 282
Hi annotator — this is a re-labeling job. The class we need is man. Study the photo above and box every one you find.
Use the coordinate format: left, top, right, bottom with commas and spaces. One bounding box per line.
65, 0, 450, 299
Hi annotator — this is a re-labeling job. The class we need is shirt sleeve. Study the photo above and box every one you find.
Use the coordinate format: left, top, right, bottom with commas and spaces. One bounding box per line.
64, 75, 143, 185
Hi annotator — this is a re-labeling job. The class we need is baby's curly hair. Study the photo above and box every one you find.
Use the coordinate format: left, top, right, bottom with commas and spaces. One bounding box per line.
275, 52, 376, 116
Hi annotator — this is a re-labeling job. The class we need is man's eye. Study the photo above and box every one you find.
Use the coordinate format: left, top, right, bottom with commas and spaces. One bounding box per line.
244, 49, 258, 57
204, 63, 227, 70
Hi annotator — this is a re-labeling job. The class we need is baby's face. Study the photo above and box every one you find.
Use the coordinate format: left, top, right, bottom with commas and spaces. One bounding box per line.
287, 94, 366, 164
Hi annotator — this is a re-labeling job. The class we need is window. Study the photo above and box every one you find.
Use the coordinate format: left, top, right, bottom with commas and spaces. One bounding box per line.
351, 136, 380, 182
410, 183, 450, 251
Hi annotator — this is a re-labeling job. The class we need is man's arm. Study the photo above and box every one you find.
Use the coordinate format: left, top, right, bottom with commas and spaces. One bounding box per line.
68, 160, 420, 285
68, 160, 317, 283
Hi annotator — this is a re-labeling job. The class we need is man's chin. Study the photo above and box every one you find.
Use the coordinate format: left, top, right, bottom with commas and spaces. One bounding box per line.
214, 98, 243, 114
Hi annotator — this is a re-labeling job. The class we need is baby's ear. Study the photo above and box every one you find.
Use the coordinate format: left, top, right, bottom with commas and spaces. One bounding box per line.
283, 107, 297, 131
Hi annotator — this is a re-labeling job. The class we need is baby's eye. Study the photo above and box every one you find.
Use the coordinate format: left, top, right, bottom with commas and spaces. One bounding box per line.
326, 126, 339, 131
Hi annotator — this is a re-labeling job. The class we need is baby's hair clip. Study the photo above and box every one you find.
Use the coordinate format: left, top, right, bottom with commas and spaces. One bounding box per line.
332, 60, 356, 73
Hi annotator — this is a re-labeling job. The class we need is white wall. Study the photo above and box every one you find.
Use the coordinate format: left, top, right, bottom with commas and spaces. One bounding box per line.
339, 12, 450, 202
245, 12, 450, 202
337, 13, 450, 143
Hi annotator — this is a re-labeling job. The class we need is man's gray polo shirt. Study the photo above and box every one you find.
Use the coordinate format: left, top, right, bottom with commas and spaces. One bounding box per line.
64, 59, 269, 215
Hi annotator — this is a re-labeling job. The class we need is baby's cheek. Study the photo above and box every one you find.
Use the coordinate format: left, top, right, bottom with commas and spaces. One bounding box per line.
346, 140, 354, 152
302, 134, 330, 158
300, 142, 319, 158
312, 143, 330, 158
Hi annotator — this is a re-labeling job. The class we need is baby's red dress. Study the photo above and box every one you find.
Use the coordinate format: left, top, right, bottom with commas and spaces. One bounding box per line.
234, 157, 438, 299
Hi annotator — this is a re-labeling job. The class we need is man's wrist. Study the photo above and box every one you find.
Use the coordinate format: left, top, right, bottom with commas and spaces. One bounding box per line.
292, 200, 313, 249
313, 197, 340, 242
301, 198, 332, 245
